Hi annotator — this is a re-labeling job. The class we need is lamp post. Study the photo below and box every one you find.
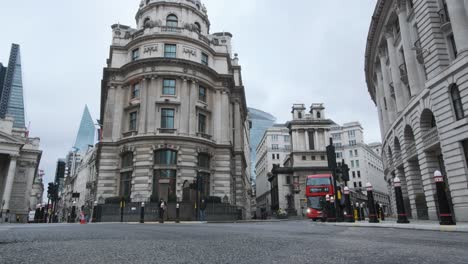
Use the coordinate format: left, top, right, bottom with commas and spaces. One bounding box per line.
366, 183, 379, 223
140, 202, 145, 224
393, 176, 409, 224
433, 171, 456, 225
325, 194, 330, 221
328, 195, 336, 222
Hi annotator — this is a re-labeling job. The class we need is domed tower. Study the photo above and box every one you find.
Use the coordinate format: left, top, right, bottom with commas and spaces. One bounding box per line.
97, 0, 251, 218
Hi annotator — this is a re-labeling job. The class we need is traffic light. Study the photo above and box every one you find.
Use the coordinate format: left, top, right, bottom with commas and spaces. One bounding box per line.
47, 183, 54, 199
341, 163, 350, 182
326, 142, 337, 170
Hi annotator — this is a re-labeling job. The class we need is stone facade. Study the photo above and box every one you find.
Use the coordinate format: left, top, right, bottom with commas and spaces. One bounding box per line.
0, 117, 41, 223
96, 0, 251, 216
365, 0, 468, 221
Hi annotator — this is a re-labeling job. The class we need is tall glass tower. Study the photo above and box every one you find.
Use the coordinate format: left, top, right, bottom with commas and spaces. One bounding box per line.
0, 44, 26, 128
248, 108, 277, 183
74, 105, 95, 153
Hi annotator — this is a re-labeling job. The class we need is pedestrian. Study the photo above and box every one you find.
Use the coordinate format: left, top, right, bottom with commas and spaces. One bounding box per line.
158, 199, 166, 223
200, 198, 207, 222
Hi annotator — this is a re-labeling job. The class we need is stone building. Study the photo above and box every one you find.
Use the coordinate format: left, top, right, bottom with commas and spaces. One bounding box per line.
269, 104, 333, 216
330, 122, 390, 212
96, 0, 251, 216
255, 125, 290, 217
365, 0, 468, 221
0, 117, 41, 222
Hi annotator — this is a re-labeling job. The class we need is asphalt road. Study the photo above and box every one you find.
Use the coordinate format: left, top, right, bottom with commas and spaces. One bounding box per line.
1, 221, 467, 264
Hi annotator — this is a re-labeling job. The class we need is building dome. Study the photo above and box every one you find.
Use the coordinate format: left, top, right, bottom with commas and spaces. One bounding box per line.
140, 0, 207, 14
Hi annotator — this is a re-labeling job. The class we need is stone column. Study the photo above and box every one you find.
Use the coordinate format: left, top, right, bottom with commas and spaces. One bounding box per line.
379, 50, 397, 123
147, 77, 157, 133
384, 30, 408, 111
189, 81, 199, 135
212, 90, 221, 143
111, 85, 124, 140
2, 155, 18, 211
397, 3, 424, 95
375, 70, 389, 132
179, 78, 190, 135
138, 78, 148, 134
305, 130, 310, 150
446, 0, 468, 55
314, 130, 319, 150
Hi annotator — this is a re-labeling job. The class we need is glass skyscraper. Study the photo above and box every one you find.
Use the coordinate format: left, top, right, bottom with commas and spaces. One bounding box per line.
74, 105, 96, 153
0, 44, 26, 128
248, 108, 277, 183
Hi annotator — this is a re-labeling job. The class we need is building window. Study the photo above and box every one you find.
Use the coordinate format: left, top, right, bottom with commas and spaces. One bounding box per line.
198, 172, 210, 199
132, 48, 140, 61
352, 171, 356, 178
272, 154, 275, 159
357, 171, 361, 178
349, 140, 356, 146
311, 156, 316, 160
354, 150, 358, 156
348, 130, 355, 137
153, 169, 177, 202
198, 153, 210, 169
121, 152, 133, 168
308, 131, 315, 150
349, 150, 353, 157
321, 156, 325, 161
285, 145, 291, 150
336, 152, 342, 159
448, 34, 458, 59
164, 44, 177, 58
277, 154, 280, 159
286, 176, 291, 185
201, 53, 209, 66
131, 83, 140, 99
284, 135, 290, 142
358, 182, 362, 188
154, 149, 177, 165
198, 113, 206, 133
194, 22, 201, 32
166, 14, 178, 28
272, 135, 279, 141
161, 108, 175, 129
129, 112, 138, 131
356, 160, 360, 167
351, 160, 355, 168
163, 79, 176, 95
302, 156, 306, 161
120, 172, 132, 197
199, 86, 207, 102
272, 144, 279, 150
450, 84, 465, 120
353, 182, 357, 188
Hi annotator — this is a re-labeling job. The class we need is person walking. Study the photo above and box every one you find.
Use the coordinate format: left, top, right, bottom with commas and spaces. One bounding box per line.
200, 198, 207, 222
158, 199, 166, 223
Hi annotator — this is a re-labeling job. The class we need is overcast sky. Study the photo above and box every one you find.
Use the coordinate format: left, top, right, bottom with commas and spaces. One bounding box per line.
0, 0, 379, 185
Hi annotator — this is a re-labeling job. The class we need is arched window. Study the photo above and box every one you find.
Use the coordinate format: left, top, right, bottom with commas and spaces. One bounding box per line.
317, 112, 321, 119
154, 149, 177, 165
194, 22, 201, 32
166, 14, 178, 28
450, 84, 464, 120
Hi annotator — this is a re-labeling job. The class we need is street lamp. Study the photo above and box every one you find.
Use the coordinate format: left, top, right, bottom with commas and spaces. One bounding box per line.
433, 170, 455, 225
71, 201, 77, 223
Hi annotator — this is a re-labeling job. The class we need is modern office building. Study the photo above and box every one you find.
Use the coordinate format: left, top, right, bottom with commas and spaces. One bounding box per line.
255, 125, 290, 217
73, 105, 96, 153
0, 44, 26, 129
365, 0, 468, 221
96, 0, 251, 217
248, 108, 277, 183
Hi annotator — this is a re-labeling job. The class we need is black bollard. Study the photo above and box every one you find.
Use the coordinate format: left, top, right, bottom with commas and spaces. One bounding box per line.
92, 202, 97, 223
71, 204, 76, 223
328, 196, 337, 222
176, 203, 180, 223
380, 203, 385, 221
366, 183, 379, 223
393, 176, 409, 224
120, 198, 125, 223
140, 202, 145, 224
343, 187, 354, 223
434, 171, 456, 225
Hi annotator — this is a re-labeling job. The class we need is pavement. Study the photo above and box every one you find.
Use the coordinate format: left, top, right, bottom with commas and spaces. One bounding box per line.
316, 219, 468, 233
1, 221, 468, 264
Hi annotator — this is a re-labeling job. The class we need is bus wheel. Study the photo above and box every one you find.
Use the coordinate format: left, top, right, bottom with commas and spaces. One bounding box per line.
320, 218, 326, 222
312, 218, 317, 222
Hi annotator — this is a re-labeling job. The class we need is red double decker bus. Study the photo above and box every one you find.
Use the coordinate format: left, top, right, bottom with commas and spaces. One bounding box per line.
306, 174, 334, 221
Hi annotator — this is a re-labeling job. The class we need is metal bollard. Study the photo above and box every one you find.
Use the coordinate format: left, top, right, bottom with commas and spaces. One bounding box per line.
366, 183, 379, 223
360, 203, 365, 221
328, 196, 336, 222
355, 203, 361, 221
434, 171, 456, 225
393, 176, 409, 224
140, 202, 145, 224
176, 203, 180, 223
343, 187, 354, 223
